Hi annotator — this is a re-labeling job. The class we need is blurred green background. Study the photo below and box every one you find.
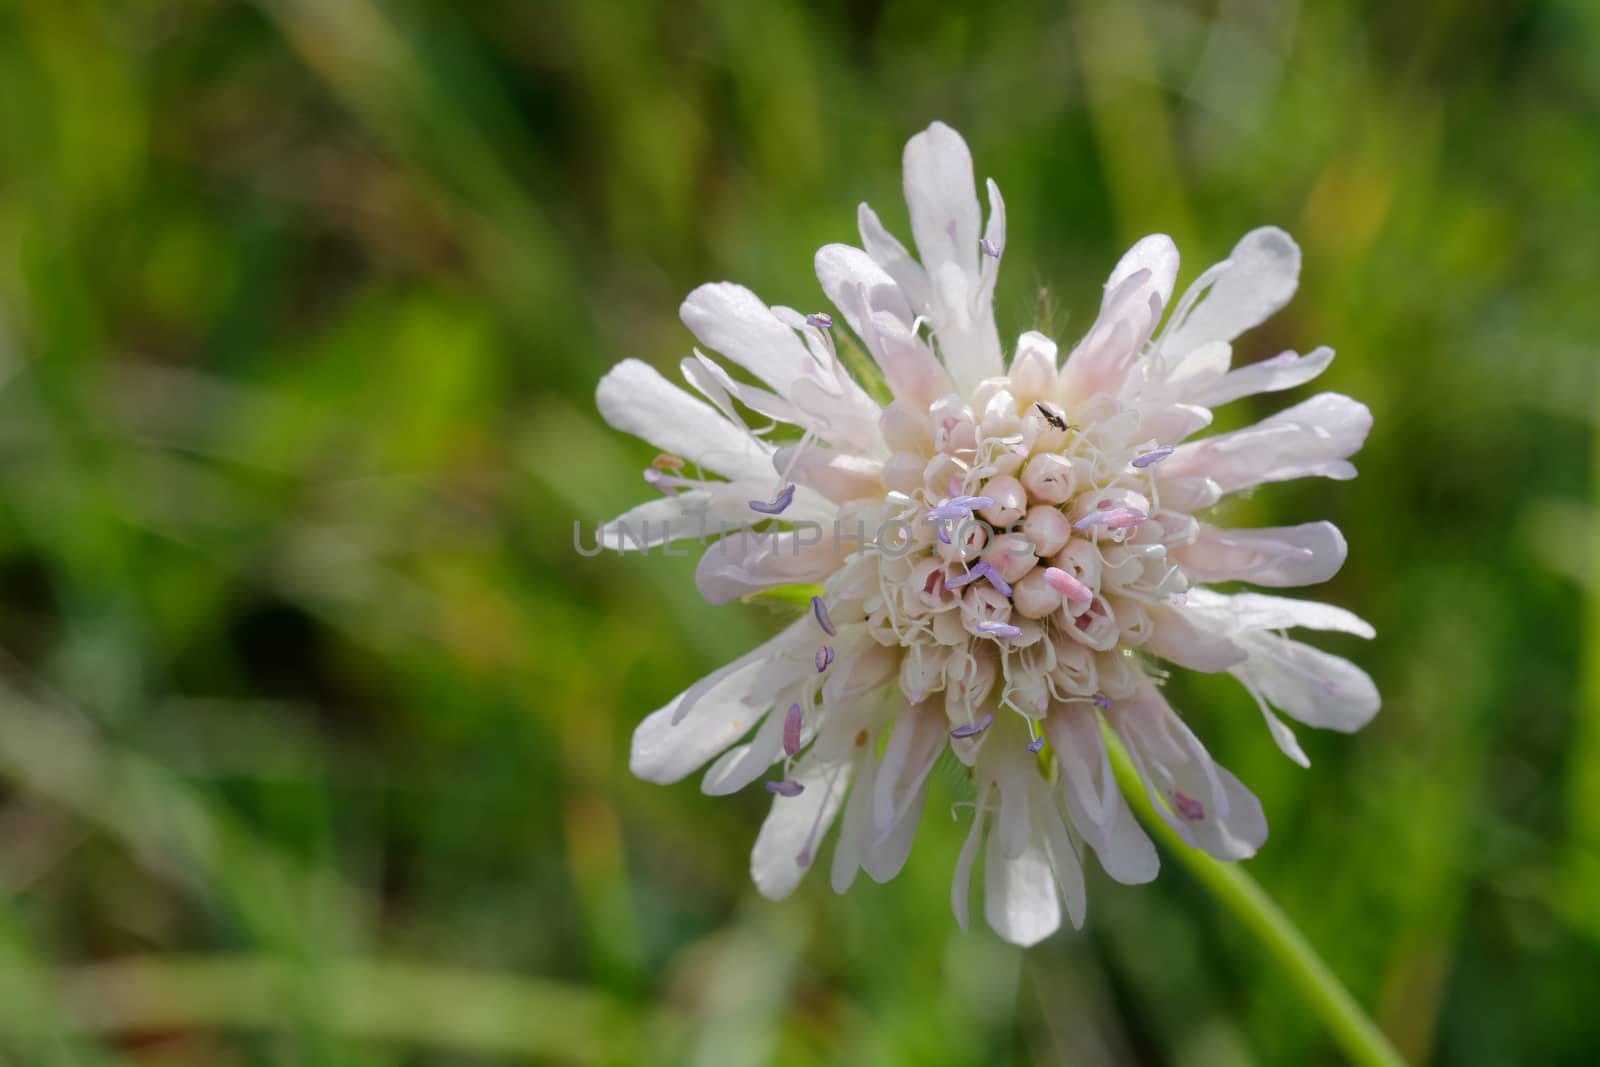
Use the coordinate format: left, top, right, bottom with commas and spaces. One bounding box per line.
0, 0, 1596, 1063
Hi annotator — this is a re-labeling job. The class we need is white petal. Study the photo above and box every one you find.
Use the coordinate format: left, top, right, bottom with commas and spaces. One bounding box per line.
1107, 233, 1180, 310
1191, 589, 1375, 638
1060, 236, 1177, 402
815, 243, 914, 331
871, 703, 947, 834
814, 244, 949, 405
858, 202, 930, 313
1161, 393, 1372, 495
951, 805, 987, 932
596, 359, 772, 481
701, 697, 789, 796
1175, 522, 1347, 587
1038, 794, 1088, 930
1234, 632, 1380, 732
751, 755, 853, 900
1145, 604, 1249, 672
684, 350, 798, 427
994, 753, 1033, 860
984, 836, 1061, 947
1238, 678, 1312, 767
775, 442, 883, 504
1111, 680, 1267, 861
1045, 708, 1158, 884
681, 283, 821, 397
901, 123, 1003, 392
630, 624, 808, 782
693, 528, 844, 605
830, 750, 877, 893
1162, 226, 1300, 355
595, 491, 732, 552
902, 121, 981, 293
1190, 346, 1335, 409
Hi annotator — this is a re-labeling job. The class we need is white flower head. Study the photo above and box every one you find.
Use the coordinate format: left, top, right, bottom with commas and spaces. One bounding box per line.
596, 122, 1377, 945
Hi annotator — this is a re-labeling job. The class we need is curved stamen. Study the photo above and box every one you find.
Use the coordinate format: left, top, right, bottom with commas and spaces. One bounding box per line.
1132, 446, 1174, 468
811, 596, 837, 636
749, 483, 796, 515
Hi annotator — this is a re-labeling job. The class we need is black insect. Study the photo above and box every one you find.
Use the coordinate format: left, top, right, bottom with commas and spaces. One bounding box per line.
1035, 401, 1069, 431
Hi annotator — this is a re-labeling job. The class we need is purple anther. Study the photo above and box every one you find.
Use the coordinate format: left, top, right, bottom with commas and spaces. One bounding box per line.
811, 595, 836, 636
926, 503, 973, 522
815, 646, 834, 673
806, 312, 833, 329
973, 561, 1012, 597
1173, 790, 1205, 821
952, 494, 995, 512
1131, 446, 1174, 469
1026, 736, 1046, 754
980, 237, 1001, 259
749, 483, 796, 515
975, 620, 1022, 639
1073, 512, 1107, 532
944, 567, 983, 591
950, 712, 995, 739
1091, 692, 1111, 709
937, 524, 952, 545
766, 779, 806, 797
783, 702, 803, 756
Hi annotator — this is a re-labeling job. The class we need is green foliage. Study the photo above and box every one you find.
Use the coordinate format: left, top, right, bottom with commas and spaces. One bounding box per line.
0, 0, 1596, 1063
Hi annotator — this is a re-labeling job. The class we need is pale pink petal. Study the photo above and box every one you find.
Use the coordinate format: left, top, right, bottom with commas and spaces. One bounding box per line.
751, 754, 853, 900
701, 697, 790, 796
1161, 393, 1372, 495
1192, 589, 1375, 638
596, 359, 772, 481
902, 121, 981, 294
901, 122, 1003, 391
694, 529, 845, 604
830, 749, 878, 893
1037, 792, 1088, 930
1175, 521, 1348, 587
1144, 604, 1249, 672
858, 202, 930, 312
1234, 633, 1380, 733
985, 835, 1062, 947
680, 283, 823, 398
871, 702, 947, 835
1190, 346, 1335, 409
1161, 226, 1300, 355
630, 623, 810, 783
814, 243, 949, 404
1060, 234, 1178, 401
1110, 679, 1268, 861
1044, 707, 1158, 884
951, 804, 987, 932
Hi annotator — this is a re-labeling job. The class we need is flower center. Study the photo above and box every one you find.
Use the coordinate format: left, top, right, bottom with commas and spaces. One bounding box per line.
861, 377, 1192, 726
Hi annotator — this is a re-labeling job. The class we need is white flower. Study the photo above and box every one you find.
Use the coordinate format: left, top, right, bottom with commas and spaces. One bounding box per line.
597, 122, 1377, 945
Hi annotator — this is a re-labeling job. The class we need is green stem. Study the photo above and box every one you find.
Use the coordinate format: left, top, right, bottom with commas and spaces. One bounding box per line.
1106, 738, 1408, 1067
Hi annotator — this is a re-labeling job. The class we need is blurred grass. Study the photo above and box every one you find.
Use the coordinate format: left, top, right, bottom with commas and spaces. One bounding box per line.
0, 0, 1597, 1064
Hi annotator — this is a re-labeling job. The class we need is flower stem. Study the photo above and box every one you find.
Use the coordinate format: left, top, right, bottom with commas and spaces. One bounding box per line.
1106, 738, 1408, 1067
